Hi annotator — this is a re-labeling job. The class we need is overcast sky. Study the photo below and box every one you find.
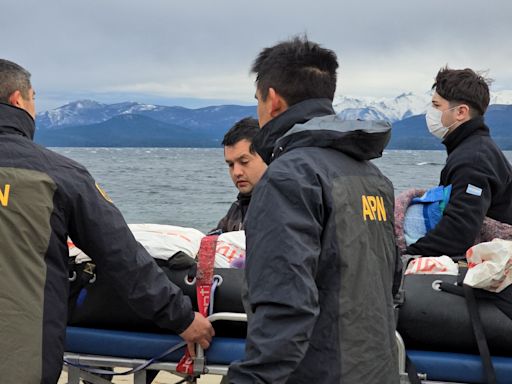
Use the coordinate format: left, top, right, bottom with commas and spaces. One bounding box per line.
3, 0, 512, 111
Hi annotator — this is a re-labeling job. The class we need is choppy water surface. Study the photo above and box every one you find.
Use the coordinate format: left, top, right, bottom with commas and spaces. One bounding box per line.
53, 148, 512, 233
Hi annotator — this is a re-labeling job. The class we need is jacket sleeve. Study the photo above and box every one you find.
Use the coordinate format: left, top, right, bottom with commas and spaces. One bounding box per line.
64, 169, 194, 334
406, 152, 493, 257
228, 163, 323, 383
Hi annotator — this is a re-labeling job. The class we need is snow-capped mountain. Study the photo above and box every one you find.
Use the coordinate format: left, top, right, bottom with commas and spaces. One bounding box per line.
490, 90, 512, 105
33, 94, 512, 148
334, 92, 430, 122
36, 100, 184, 129
334, 90, 512, 122
36, 100, 256, 131
36, 90, 512, 130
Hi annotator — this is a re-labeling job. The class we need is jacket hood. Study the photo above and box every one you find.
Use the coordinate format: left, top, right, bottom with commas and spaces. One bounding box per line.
0, 102, 35, 140
253, 98, 391, 163
277, 115, 391, 161
253, 98, 335, 163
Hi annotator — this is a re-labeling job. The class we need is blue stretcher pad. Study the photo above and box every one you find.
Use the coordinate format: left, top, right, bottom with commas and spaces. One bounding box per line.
408, 349, 512, 384
65, 323, 512, 383
66, 326, 245, 365
64, 312, 248, 383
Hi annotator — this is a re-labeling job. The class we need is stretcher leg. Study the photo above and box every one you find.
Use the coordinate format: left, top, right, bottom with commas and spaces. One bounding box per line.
67, 365, 81, 384
133, 370, 147, 384
396, 331, 410, 383
80, 371, 113, 384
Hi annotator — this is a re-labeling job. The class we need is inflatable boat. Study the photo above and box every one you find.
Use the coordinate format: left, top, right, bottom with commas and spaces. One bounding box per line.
65, 260, 512, 384
65, 224, 512, 383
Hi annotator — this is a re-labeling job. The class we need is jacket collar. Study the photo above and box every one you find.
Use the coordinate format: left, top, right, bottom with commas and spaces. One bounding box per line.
237, 192, 252, 205
0, 102, 35, 140
252, 98, 335, 164
442, 116, 489, 154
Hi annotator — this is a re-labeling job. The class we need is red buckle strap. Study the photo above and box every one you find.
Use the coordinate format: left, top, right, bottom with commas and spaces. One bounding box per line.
176, 235, 218, 375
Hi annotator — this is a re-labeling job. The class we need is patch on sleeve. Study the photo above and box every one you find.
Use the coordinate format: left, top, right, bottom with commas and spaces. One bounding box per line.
466, 184, 482, 197
95, 182, 113, 203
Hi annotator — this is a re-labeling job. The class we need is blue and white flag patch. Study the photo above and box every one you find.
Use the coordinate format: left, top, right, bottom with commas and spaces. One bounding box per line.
466, 184, 482, 197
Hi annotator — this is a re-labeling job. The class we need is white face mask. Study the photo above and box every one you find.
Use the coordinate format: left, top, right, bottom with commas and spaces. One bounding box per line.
425, 105, 458, 139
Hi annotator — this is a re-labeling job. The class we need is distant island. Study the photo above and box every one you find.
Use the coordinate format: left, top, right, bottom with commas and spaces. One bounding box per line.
34, 99, 512, 149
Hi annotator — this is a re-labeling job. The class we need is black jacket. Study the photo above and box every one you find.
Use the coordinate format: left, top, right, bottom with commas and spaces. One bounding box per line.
214, 193, 251, 232
0, 103, 194, 383
228, 99, 399, 384
407, 116, 512, 256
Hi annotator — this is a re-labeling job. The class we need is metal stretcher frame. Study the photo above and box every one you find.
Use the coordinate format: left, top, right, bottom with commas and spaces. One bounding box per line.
64, 312, 247, 384
64, 314, 512, 384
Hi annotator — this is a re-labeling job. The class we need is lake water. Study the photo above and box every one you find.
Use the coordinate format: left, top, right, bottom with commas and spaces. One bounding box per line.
53, 148, 512, 233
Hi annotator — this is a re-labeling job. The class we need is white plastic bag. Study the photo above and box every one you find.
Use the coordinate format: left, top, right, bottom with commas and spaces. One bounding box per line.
464, 238, 512, 292
69, 224, 246, 267
405, 255, 458, 275
128, 224, 204, 260
214, 230, 246, 268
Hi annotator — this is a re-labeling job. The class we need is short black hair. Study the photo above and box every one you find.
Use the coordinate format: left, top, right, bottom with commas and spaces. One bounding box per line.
222, 117, 260, 153
0, 59, 32, 103
433, 66, 492, 117
251, 35, 338, 106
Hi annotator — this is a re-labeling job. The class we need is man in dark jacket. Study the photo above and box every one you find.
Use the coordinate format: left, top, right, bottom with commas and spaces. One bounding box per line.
0, 59, 214, 383
406, 67, 512, 257
214, 117, 267, 232
227, 37, 399, 383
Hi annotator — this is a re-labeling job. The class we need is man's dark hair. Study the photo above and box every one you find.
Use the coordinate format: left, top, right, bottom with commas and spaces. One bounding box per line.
222, 117, 260, 153
251, 36, 338, 106
0, 59, 32, 104
433, 66, 492, 117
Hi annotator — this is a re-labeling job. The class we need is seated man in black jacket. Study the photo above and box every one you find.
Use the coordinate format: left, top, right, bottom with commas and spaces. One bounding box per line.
406, 67, 512, 257
213, 117, 267, 232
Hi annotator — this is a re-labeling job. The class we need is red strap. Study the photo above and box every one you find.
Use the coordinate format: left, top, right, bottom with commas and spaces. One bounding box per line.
196, 235, 218, 315
176, 235, 218, 375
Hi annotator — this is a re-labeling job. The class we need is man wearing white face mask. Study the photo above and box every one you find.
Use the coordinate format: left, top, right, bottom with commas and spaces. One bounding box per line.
406, 66, 512, 257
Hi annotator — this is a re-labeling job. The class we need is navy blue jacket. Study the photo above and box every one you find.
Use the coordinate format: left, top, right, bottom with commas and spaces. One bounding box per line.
407, 116, 512, 256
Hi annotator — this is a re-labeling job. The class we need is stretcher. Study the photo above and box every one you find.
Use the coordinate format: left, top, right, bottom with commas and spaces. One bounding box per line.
64, 312, 246, 384
64, 314, 512, 384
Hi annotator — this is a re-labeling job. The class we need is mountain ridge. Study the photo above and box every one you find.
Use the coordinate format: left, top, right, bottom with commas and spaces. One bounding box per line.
34, 92, 512, 149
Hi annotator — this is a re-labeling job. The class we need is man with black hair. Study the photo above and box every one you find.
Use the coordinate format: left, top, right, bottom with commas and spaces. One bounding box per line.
227, 37, 399, 383
406, 67, 512, 257
0, 59, 214, 383
214, 117, 267, 233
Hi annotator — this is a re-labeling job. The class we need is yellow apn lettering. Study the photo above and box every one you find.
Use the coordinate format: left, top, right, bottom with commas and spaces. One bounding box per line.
362, 194, 387, 222
362, 195, 375, 221
367, 196, 377, 216
0, 184, 10, 207
376, 196, 387, 221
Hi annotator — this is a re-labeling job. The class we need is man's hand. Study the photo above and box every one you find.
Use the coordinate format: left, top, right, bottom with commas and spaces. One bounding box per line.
180, 312, 215, 356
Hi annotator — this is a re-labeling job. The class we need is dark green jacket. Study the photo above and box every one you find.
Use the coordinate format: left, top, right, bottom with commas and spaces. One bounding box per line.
0, 103, 194, 383
228, 99, 399, 384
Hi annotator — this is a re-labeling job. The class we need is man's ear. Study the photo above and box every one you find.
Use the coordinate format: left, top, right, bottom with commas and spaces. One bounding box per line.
268, 88, 288, 117
8, 90, 23, 108
457, 104, 471, 121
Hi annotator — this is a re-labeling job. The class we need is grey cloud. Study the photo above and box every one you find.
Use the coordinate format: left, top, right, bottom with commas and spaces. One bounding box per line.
2, 0, 511, 111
